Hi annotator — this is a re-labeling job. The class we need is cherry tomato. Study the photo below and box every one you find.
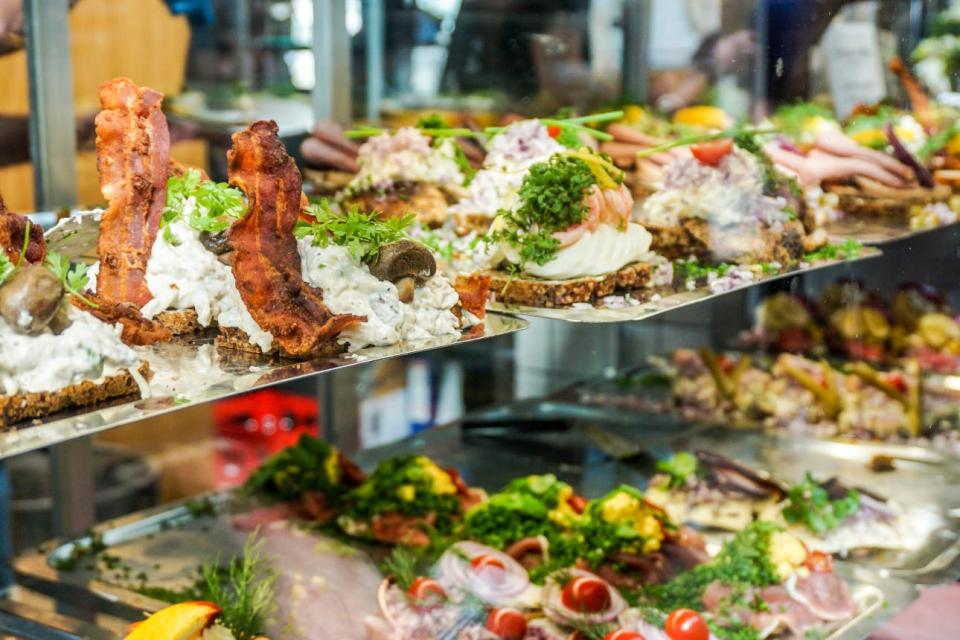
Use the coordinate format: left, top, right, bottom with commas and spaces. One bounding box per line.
485, 608, 527, 640
561, 576, 612, 613
805, 550, 834, 573
604, 631, 646, 640
690, 138, 733, 166
407, 577, 445, 602
664, 609, 709, 640
567, 494, 588, 514
547, 125, 562, 138
884, 372, 908, 394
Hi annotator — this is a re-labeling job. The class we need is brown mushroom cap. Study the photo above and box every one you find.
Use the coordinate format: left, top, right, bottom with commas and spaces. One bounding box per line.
368, 239, 436, 285
0, 264, 65, 334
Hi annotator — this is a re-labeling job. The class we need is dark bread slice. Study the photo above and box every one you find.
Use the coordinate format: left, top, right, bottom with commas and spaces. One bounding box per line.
485, 261, 656, 308
0, 361, 151, 428
215, 326, 347, 359
826, 183, 952, 224
153, 309, 204, 336
647, 218, 805, 266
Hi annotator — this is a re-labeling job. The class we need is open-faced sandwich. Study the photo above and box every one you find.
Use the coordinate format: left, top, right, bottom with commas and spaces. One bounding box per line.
645, 452, 937, 557
337, 455, 487, 547
482, 148, 671, 307
634, 134, 811, 268
339, 124, 470, 226
0, 195, 150, 427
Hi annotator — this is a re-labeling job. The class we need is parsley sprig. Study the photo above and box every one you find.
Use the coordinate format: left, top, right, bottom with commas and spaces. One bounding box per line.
294, 200, 413, 264
782, 473, 860, 533
44, 252, 98, 308
0, 253, 14, 286
161, 169, 247, 245
803, 239, 863, 262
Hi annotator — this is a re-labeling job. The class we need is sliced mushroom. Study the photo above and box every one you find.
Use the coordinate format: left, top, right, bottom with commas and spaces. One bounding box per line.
368, 240, 437, 301
199, 230, 232, 255
0, 264, 65, 334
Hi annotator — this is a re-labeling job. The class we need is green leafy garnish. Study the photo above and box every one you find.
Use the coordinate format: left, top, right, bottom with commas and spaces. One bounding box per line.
657, 452, 699, 490
772, 103, 836, 142
245, 434, 347, 502
294, 201, 414, 264
380, 547, 419, 592
803, 239, 863, 262
577, 485, 672, 568
918, 123, 959, 161
844, 107, 901, 150
782, 473, 860, 533
44, 252, 98, 308
162, 169, 247, 244
201, 534, 275, 640
489, 152, 615, 267
0, 253, 14, 287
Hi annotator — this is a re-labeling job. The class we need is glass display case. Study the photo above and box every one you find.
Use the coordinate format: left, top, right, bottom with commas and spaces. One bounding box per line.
2, 1, 960, 639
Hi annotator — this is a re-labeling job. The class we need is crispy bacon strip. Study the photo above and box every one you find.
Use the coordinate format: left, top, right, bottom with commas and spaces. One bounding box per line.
73, 293, 172, 345
226, 120, 363, 357
94, 77, 170, 308
0, 193, 46, 265
454, 273, 490, 320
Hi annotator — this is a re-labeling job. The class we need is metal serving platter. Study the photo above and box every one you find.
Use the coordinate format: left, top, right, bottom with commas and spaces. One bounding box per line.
0, 312, 527, 460
18, 411, 953, 639
488, 250, 881, 323
824, 217, 957, 246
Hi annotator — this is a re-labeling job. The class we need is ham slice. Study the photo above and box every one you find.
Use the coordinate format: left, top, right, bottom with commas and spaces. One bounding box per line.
786, 571, 857, 622
94, 78, 170, 308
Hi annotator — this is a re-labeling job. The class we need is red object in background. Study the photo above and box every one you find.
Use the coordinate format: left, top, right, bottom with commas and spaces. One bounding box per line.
212, 390, 319, 489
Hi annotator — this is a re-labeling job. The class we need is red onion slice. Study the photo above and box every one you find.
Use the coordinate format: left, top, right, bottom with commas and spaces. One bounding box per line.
436, 541, 531, 606
884, 123, 934, 187
541, 568, 626, 626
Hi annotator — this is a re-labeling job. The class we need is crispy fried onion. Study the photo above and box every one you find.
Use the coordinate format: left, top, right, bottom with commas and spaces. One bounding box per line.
226, 120, 363, 356
0, 194, 46, 265
94, 77, 170, 308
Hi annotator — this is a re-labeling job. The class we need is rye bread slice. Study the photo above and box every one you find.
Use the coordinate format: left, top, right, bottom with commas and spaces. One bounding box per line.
215, 326, 347, 359
646, 218, 806, 266
485, 261, 656, 308
0, 361, 151, 428
826, 184, 950, 224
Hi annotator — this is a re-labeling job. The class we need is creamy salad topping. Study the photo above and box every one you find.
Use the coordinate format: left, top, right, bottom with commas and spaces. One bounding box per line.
298, 238, 460, 351
451, 120, 563, 217
348, 127, 466, 193
638, 149, 793, 229
0, 306, 139, 395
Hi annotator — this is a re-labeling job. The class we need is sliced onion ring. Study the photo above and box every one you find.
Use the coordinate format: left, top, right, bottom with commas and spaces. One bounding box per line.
542, 568, 626, 626
437, 541, 530, 606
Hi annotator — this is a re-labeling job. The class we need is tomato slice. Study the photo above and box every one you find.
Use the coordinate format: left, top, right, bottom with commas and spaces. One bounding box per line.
561, 576, 612, 614
485, 608, 527, 640
690, 138, 733, 166
567, 494, 588, 514
664, 608, 709, 640
407, 576, 445, 602
547, 125, 562, 138
604, 631, 647, 640
805, 550, 834, 573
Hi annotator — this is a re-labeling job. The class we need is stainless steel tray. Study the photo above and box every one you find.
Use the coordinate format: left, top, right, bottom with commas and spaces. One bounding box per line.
16, 416, 945, 639
824, 217, 957, 246
0, 312, 527, 460
488, 250, 881, 323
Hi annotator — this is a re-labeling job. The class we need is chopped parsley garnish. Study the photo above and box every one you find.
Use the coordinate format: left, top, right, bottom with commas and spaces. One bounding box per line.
782, 473, 860, 533
489, 151, 619, 267
44, 252, 98, 308
673, 259, 732, 281
657, 452, 699, 489
161, 169, 247, 245
844, 106, 900, 150
294, 200, 413, 264
803, 239, 863, 262
733, 132, 803, 199
245, 434, 345, 502
577, 485, 670, 568
643, 521, 781, 614
918, 123, 959, 161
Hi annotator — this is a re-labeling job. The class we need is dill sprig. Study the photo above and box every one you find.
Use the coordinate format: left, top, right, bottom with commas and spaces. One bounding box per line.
201, 533, 276, 640
294, 200, 414, 264
380, 547, 419, 592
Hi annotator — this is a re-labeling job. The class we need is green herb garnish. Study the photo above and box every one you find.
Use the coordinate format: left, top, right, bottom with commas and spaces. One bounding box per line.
380, 547, 419, 592
44, 252, 98, 308
162, 169, 247, 245
489, 151, 616, 268
803, 239, 863, 262
295, 200, 413, 264
657, 452, 699, 490
246, 434, 346, 502
918, 123, 959, 161
782, 473, 860, 533
201, 534, 275, 640
0, 253, 14, 286
674, 259, 732, 281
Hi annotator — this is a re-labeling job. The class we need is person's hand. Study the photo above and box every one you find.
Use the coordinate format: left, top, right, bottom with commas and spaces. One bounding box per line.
602, 123, 691, 168
0, 0, 23, 56
300, 121, 359, 173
